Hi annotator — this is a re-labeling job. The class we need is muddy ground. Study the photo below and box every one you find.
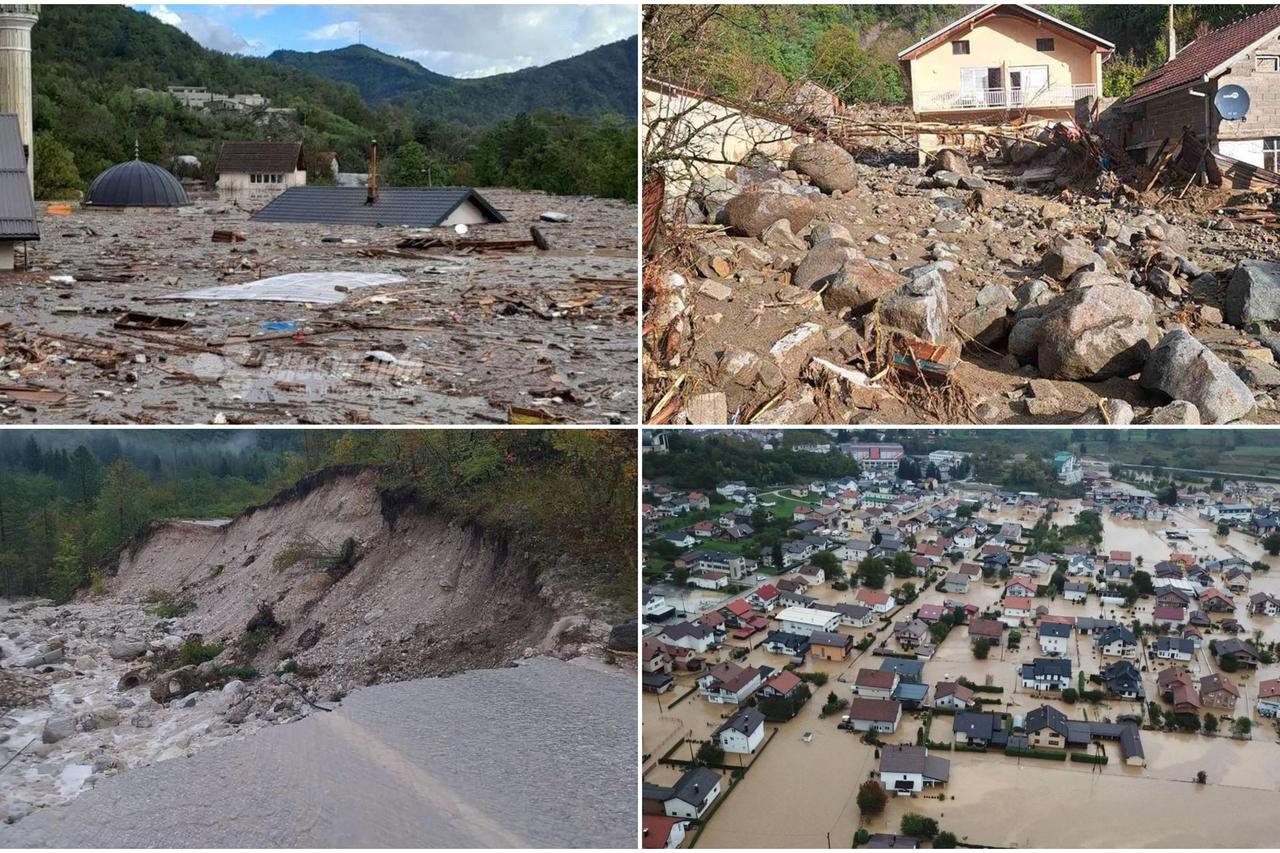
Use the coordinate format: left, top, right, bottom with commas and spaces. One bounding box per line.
0, 188, 637, 425
644, 134, 1280, 426
642, 480, 1280, 847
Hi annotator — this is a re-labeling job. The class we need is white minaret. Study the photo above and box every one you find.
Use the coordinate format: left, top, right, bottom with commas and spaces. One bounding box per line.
0, 5, 37, 192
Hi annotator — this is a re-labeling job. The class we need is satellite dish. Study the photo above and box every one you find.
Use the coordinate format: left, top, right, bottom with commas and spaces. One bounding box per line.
454, 223, 469, 236
1215, 84, 1250, 121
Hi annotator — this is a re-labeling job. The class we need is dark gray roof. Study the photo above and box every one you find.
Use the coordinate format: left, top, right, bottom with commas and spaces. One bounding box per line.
1038, 622, 1071, 638
1025, 704, 1069, 736
670, 767, 720, 805
1096, 626, 1137, 646
251, 186, 506, 227
714, 707, 765, 738
0, 115, 35, 240
1022, 657, 1072, 678
85, 158, 189, 208
878, 744, 950, 781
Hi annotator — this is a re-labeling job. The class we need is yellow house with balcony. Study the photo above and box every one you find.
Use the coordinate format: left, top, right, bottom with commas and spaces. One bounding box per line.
897, 4, 1113, 159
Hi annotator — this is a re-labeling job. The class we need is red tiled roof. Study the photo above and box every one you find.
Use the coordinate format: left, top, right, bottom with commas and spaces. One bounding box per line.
1259, 678, 1280, 699
856, 668, 898, 689
1153, 605, 1187, 621
754, 583, 780, 600
723, 599, 753, 617
643, 815, 688, 849
765, 669, 802, 694
857, 589, 890, 606
847, 697, 902, 722
1130, 5, 1280, 103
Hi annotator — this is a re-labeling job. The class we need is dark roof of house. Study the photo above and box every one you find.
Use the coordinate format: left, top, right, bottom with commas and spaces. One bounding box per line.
1038, 622, 1071, 638
1156, 636, 1195, 654
251, 186, 507, 227
1130, 5, 1280, 103
879, 658, 925, 681
1025, 704, 1070, 736
85, 159, 189, 208
953, 711, 1005, 742
670, 766, 721, 805
0, 114, 35, 240
866, 834, 919, 849
714, 707, 765, 738
878, 744, 950, 781
809, 630, 850, 648
216, 141, 304, 174
1097, 626, 1137, 646
1022, 657, 1072, 679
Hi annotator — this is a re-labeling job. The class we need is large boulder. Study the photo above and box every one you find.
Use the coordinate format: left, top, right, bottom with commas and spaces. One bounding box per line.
932, 149, 970, 176
1043, 243, 1104, 281
41, 714, 77, 744
1225, 259, 1280, 326
788, 142, 858, 193
793, 240, 862, 290
108, 640, 147, 662
723, 191, 816, 238
956, 283, 1015, 347
824, 259, 903, 313
1140, 330, 1255, 424
1035, 284, 1158, 380
879, 271, 950, 344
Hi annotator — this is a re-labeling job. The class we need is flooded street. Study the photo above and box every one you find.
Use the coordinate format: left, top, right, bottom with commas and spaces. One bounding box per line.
3, 657, 635, 847
645, 485, 1280, 848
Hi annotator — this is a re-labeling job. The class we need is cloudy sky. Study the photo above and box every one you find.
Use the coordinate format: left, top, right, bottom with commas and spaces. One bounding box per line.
134, 4, 637, 77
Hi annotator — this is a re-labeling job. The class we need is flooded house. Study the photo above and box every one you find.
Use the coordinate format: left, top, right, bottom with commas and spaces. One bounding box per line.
714, 707, 765, 754
215, 141, 306, 199
877, 744, 951, 794
643, 767, 721, 820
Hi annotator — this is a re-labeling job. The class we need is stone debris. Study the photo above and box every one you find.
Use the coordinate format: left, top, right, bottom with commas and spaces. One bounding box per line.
645, 120, 1280, 424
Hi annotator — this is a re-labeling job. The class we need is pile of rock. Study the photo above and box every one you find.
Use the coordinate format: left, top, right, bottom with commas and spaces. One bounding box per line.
652, 137, 1280, 424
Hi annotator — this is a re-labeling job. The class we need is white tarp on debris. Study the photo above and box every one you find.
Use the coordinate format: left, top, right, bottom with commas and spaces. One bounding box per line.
174, 272, 407, 304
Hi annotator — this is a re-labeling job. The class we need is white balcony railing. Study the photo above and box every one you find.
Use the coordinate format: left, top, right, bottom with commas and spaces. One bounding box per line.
915, 83, 1099, 112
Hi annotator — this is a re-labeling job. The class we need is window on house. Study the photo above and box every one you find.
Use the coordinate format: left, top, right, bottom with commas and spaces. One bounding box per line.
1266, 138, 1280, 171
952, 40, 970, 55
1258, 54, 1280, 72
1036, 37, 1055, 52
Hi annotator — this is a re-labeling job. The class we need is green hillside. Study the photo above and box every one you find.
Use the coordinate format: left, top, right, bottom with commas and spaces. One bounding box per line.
32, 4, 635, 202
269, 37, 639, 125
648, 4, 1268, 107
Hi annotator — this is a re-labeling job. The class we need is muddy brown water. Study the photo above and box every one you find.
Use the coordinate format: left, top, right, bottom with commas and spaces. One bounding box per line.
644, 493, 1280, 848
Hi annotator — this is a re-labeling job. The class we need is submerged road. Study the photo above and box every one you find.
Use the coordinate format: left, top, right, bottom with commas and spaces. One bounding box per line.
0, 658, 636, 848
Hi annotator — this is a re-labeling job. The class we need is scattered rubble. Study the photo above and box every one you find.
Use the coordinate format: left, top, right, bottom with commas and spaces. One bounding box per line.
644, 120, 1280, 424
1, 189, 636, 425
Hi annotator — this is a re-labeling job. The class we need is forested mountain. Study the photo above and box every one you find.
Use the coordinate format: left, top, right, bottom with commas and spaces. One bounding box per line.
269, 37, 639, 124
32, 5, 636, 202
652, 4, 1268, 106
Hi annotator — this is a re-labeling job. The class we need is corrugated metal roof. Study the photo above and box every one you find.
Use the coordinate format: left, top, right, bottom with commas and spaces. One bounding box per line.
216, 141, 304, 174
0, 113, 37, 240
250, 186, 507, 227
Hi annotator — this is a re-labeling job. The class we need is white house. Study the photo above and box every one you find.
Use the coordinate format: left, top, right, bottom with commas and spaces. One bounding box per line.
659, 622, 717, 654
714, 707, 765, 754
776, 606, 841, 637
933, 681, 976, 711
1154, 636, 1195, 662
689, 570, 729, 590
1096, 627, 1138, 658
1063, 582, 1088, 603
953, 527, 977, 549
855, 588, 896, 613
1257, 679, 1280, 718
215, 141, 306, 197
1001, 596, 1033, 625
697, 662, 763, 704
1037, 622, 1071, 656
878, 744, 950, 794
647, 767, 721, 819
1020, 657, 1072, 691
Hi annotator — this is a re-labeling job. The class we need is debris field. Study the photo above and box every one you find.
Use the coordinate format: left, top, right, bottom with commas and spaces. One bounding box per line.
644, 122, 1280, 426
0, 188, 637, 424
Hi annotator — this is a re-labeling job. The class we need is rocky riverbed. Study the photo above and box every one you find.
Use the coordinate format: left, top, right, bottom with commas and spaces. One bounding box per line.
645, 130, 1280, 425
0, 597, 323, 824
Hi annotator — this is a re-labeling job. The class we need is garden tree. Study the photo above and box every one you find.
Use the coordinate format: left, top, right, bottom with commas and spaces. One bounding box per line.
1211, 477, 1224, 491
812, 550, 838, 575
650, 539, 681, 559
388, 140, 439, 186
900, 814, 939, 840
934, 832, 958, 848
695, 740, 724, 766
857, 556, 889, 589
897, 457, 921, 480
1203, 712, 1218, 733
1220, 653, 1240, 673
811, 23, 906, 103
1264, 532, 1280, 557
1061, 687, 1079, 703
1157, 483, 1178, 506
973, 637, 991, 660
1195, 770, 1207, 784
1132, 570, 1154, 595
772, 541, 784, 571
1217, 522, 1230, 536
33, 132, 81, 200
892, 551, 915, 578
856, 780, 887, 817
1233, 717, 1253, 737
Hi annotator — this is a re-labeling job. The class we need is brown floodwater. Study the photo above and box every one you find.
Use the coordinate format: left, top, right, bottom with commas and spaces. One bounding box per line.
645, 492, 1280, 848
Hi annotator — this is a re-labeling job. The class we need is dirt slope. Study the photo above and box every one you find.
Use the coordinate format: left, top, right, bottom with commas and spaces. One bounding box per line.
103, 467, 597, 690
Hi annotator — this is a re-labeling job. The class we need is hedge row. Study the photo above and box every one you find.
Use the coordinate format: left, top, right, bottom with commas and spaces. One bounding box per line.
953, 743, 989, 753
1006, 747, 1068, 761
1070, 752, 1109, 765
925, 741, 954, 751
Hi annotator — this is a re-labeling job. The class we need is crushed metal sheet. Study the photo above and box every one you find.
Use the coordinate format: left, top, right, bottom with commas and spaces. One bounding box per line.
172, 272, 408, 304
